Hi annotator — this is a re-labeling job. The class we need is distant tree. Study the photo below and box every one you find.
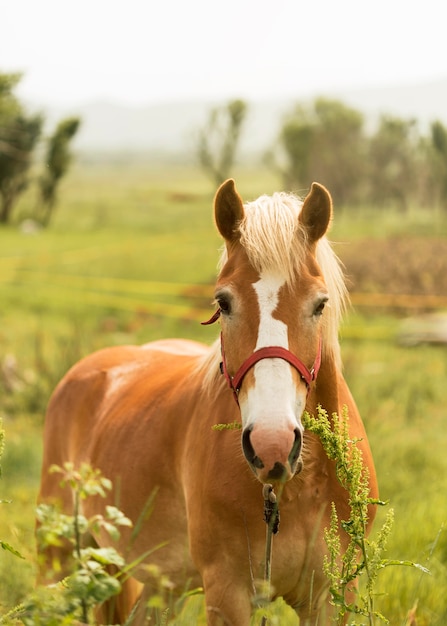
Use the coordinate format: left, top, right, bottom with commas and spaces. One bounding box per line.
0, 72, 43, 223
37, 117, 81, 226
311, 98, 365, 205
272, 98, 365, 206
368, 115, 419, 211
198, 99, 247, 186
0, 72, 21, 126
277, 105, 315, 190
430, 120, 447, 208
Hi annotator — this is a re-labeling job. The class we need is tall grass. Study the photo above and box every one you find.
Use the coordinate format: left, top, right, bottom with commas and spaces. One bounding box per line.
342, 328, 447, 625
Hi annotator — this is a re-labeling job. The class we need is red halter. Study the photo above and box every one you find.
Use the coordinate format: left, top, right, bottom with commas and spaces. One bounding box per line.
202, 309, 322, 404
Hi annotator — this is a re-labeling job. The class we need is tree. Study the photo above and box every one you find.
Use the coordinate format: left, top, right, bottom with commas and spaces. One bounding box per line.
272, 98, 365, 206
198, 99, 247, 186
37, 117, 81, 226
368, 115, 419, 211
430, 120, 447, 208
0, 73, 43, 223
278, 106, 315, 190
310, 98, 365, 206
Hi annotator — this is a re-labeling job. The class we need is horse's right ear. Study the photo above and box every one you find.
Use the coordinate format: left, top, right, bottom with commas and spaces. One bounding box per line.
214, 179, 244, 242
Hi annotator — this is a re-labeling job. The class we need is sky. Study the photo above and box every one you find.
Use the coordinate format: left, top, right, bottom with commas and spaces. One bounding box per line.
2, 0, 447, 108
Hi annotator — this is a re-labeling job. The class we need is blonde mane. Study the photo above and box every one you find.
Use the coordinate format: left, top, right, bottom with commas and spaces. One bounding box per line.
197, 191, 349, 390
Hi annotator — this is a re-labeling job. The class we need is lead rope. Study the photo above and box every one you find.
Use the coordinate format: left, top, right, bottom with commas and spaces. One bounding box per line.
260, 484, 280, 626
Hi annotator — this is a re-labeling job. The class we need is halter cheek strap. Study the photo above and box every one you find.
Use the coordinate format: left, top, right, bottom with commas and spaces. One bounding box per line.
202, 309, 322, 404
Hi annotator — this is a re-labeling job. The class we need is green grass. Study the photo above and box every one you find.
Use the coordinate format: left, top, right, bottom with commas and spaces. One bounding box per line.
1, 162, 447, 624
341, 331, 447, 625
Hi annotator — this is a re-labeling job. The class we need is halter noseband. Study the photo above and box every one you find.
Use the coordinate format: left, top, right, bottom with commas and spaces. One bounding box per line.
202, 309, 322, 404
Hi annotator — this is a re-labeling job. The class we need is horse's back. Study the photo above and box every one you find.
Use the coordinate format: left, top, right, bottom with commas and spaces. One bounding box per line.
40, 338, 208, 476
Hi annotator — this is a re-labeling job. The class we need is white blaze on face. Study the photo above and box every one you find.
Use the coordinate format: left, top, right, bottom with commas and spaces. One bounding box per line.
239, 271, 306, 431
253, 272, 288, 350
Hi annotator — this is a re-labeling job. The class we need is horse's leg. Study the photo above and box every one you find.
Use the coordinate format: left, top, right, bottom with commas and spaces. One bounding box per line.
131, 574, 252, 626
201, 570, 253, 626
95, 570, 143, 625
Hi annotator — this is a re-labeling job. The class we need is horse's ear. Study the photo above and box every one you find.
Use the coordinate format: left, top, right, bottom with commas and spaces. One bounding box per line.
214, 179, 244, 242
299, 182, 333, 244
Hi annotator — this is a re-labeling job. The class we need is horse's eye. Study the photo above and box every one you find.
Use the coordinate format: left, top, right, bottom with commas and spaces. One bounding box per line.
217, 296, 231, 315
314, 298, 328, 317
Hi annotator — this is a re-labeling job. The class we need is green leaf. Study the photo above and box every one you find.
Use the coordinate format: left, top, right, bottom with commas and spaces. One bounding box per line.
69, 567, 122, 604
105, 505, 133, 527
80, 546, 125, 568
1, 540, 25, 559
379, 559, 431, 575
101, 520, 120, 541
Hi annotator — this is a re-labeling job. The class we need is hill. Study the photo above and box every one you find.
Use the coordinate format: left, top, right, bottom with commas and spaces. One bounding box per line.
40, 77, 447, 158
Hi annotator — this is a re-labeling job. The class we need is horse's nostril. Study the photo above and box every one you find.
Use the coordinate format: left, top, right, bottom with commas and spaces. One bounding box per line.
288, 428, 302, 467
242, 426, 264, 469
267, 462, 287, 480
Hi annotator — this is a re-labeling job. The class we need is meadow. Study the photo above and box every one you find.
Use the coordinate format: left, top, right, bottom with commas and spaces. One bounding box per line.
0, 161, 446, 624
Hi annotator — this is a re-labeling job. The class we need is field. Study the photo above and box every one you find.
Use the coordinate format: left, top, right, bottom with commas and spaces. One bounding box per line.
0, 162, 446, 624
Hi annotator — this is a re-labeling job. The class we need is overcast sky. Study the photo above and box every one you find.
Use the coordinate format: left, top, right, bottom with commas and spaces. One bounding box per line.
2, 0, 446, 107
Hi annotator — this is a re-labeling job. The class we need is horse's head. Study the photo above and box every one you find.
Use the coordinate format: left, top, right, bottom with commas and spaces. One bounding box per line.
213, 179, 335, 484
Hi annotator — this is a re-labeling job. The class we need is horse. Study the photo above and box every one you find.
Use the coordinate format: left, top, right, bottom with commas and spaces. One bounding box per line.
37, 179, 378, 625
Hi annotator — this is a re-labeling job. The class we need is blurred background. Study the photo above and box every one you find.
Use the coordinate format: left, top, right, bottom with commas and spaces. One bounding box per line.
0, 1, 446, 624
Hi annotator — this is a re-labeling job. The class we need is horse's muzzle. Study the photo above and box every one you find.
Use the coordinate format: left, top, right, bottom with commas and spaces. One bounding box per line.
242, 425, 303, 483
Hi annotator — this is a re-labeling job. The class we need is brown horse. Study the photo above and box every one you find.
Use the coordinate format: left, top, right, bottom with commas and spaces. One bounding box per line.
37, 179, 377, 625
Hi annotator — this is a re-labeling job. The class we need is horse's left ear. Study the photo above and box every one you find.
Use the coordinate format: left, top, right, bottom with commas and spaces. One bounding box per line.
214, 179, 245, 243
299, 182, 333, 244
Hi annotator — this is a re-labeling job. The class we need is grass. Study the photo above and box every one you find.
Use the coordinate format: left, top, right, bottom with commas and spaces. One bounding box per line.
341, 329, 447, 624
0, 162, 446, 623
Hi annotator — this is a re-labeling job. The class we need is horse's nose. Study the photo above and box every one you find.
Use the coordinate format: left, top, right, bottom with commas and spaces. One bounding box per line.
242, 424, 302, 483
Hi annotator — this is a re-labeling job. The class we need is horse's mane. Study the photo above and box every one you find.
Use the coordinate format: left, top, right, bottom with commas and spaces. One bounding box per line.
196, 191, 349, 391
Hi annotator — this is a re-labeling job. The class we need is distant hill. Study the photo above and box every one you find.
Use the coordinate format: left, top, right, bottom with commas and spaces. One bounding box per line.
41, 77, 447, 158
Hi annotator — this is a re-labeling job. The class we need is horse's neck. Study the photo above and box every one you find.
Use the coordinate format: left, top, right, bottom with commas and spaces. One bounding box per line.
310, 352, 341, 417
299, 353, 351, 508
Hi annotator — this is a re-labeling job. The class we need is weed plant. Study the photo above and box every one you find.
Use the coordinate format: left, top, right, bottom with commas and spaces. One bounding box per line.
303, 407, 429, 625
